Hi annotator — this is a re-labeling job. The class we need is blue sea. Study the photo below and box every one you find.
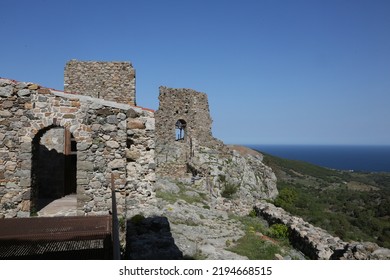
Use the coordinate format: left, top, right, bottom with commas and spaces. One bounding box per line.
246, 145, 390, 173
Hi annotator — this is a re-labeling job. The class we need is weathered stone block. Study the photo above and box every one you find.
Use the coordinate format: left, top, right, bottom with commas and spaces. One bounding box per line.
107, 115, 118, 124
24, 102, 33, 109
102, 124, 116, 132
117, 112, 127, 120
0, 110, 12, 117
78, 161, 94, 171
38, 96, 48, 102
77, 171, 88, 179
19, 177, 31, 188
77, 178, 89, 185
145, 118, 155, 130
0, 79, 13, 86
37, 88, 51, 94
106, 140, 120, 149
17, 89, 31, 97
126, 149, 141, 161
63, 114, 76, 119
0, 85, 13, 97
22, 190, 31, 200
21, 200, 30, 211
77, 142, 92, 151
28, 84, 39, 90
126, 108, 139, 118
96, 108, 113, 117
60, 107, 78, 113
108, 159, 125, 169
20, 142, 31, 152
91, 124, 101, 131
1, 100, 14, 108
127, 119, 145, 129
5, 161, 16, 171
35, 101, 47, 108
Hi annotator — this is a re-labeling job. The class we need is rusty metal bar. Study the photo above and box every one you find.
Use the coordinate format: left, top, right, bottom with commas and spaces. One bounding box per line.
111, 173, 121, 260
0, 216, 112, 242
0, 215, 113, 259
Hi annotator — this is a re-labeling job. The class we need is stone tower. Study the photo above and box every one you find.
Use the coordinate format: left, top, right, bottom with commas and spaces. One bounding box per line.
155, 86, 224, 176
64, 60, 136, 105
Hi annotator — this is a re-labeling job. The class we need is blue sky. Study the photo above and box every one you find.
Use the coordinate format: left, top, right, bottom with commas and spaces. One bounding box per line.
1, 0, 389, 145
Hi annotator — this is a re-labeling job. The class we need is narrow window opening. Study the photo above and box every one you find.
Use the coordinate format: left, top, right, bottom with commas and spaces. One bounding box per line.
175, 119, 187, 141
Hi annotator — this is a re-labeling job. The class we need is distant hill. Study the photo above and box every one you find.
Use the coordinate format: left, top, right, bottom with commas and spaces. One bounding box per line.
259, 151, 390, 248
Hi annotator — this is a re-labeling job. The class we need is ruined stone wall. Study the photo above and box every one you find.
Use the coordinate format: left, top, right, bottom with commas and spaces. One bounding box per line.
255, 202, 390, 260
0, 78, 155, 218
64, 60, 136, 105
154, 86, 224, 176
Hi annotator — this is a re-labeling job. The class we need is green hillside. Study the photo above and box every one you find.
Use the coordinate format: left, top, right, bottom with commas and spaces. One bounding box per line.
261, 152, 390, 248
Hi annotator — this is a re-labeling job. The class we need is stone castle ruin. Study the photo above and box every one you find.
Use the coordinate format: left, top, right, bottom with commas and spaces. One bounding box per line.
2, 60, 388, 260
0, 60, 153, 219
2, 59, 272, 220
155, 86, 226, 177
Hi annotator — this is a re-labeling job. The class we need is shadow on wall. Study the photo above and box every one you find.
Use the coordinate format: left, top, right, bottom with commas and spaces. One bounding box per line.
125, 216, 183, 260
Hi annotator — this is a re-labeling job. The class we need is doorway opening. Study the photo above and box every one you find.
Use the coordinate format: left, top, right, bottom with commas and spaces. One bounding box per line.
31, 126, 77, 214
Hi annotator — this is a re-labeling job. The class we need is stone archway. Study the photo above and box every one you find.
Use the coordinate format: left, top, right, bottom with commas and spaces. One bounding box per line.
31, 125, 77, 214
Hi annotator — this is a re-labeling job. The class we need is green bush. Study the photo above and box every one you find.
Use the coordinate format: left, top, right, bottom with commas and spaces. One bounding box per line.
221, 183, 239, 199
274, 188, 298, 207
248, 209, 257, 218
268, 224, 289, 239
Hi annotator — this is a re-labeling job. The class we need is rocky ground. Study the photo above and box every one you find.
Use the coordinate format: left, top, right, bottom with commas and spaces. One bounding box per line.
124, 145, 282, 259
124, 145, 390, 260
124, 175, 304, 260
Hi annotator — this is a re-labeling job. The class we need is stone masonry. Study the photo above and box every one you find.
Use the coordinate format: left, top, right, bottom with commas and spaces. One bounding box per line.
64, 60, 136, 105
255, 202, 390, 260
155, 86, 225, 176
0, 77, 155, 218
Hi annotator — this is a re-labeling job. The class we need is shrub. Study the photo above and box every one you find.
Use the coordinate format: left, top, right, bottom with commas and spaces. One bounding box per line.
248, 209, 257, 218
221, 183, 239, 199
268, 224, 289, 239
274, 188, 298, 207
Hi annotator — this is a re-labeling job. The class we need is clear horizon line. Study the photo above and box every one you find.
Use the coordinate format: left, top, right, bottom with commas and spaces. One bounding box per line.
229, 143, 390, 147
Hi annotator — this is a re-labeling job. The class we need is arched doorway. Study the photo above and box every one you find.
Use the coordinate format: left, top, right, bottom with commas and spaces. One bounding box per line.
31, 126, 77, 213
175, 119, 187, 141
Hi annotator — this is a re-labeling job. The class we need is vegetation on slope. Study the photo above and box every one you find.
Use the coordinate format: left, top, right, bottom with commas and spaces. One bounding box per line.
261, 152, 390, 248
228, 214, 299, 260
